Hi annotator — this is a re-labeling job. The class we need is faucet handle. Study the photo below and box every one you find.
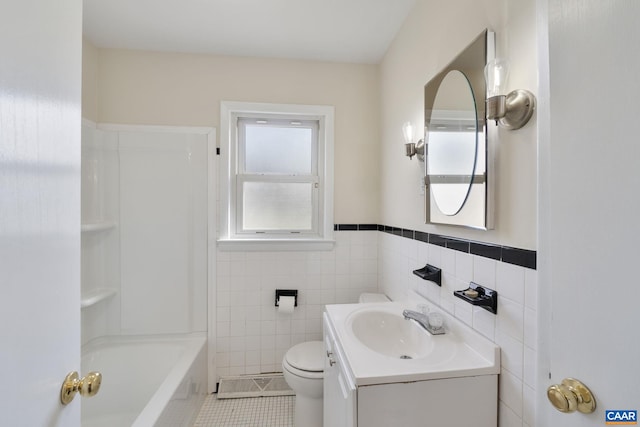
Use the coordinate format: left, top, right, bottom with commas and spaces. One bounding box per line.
428, 312, 444, 330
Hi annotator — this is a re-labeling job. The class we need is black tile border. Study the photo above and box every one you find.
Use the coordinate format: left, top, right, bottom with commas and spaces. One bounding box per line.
334, 223, 537, 270
414, 231, 429, 243
402, 229, 414, 239
446, 238, 470, 253
429, 234, 447, 247
337, 224, 357, 231
502, 246, 537, 270
470, 242, 502, 261
358, 224, 378, 231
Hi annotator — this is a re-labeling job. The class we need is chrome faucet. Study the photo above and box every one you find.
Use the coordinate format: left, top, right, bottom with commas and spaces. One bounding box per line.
402, 309, 445, 335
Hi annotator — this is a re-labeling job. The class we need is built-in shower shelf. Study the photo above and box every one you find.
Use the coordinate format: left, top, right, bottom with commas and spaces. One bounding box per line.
81, 287, 117, 309
81, 221, 117, 233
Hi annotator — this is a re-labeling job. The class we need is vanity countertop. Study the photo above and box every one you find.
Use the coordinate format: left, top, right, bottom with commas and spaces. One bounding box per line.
324, 301, 500, 386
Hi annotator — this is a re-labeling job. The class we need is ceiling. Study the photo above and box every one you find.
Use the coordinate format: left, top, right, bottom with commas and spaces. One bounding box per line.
82, 0, 416, 64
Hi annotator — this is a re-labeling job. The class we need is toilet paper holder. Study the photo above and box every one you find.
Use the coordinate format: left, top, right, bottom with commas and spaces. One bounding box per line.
275, 289, 298, 307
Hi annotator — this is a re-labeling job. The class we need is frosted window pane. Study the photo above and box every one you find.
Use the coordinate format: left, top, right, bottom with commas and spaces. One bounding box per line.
245, 125, 312, 174
432, 183, 472, 216
428, 131, 477, 175
243, 182, 313, 230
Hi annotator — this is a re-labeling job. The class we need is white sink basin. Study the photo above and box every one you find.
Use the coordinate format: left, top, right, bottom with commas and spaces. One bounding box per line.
348, 310, 434, 359
325, 302, 500, 386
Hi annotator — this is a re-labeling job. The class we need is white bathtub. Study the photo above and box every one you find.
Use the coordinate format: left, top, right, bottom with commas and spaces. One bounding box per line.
81, 334, 207, 427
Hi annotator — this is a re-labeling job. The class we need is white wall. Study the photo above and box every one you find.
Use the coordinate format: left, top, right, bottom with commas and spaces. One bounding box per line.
379, 0, 538, 250
85, 45, 380, 224
377, 1, 539, 426
82, 39, 99, 122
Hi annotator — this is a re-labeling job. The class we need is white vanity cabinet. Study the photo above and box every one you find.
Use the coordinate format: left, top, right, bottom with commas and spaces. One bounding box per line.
355, 376, 497, 426
323, 303, 499, 427
323, 313, 357, 427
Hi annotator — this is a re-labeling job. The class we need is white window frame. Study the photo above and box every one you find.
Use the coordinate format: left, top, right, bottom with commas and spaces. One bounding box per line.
219, 101, 335, 251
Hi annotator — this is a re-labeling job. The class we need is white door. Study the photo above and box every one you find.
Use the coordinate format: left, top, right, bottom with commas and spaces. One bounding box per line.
538, 0, 640, 425
0, 0, 83, 425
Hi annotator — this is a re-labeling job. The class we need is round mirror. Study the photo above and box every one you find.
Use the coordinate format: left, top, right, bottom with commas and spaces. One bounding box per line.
427, 70, 478, 216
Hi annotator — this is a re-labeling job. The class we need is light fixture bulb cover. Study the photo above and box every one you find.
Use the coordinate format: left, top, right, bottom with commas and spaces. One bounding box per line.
402, 121, 414, 144
484, 58, 510, 98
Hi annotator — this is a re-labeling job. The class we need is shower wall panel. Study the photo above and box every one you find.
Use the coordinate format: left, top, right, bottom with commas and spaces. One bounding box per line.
118, 131, 208, 335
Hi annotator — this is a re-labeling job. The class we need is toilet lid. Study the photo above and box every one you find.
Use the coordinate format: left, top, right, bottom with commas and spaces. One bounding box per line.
285, 341, 324, 372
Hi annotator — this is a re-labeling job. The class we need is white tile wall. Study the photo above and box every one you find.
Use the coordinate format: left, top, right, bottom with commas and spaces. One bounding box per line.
215, 230, 378, 379
213, 230, 537, 426
378, 232, 537, 427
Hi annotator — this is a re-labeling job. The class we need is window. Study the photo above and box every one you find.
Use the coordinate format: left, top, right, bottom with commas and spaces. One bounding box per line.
219, 102, 334, 250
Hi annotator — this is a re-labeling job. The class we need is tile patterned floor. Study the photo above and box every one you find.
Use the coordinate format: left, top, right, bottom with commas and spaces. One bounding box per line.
194, 394, 295, 426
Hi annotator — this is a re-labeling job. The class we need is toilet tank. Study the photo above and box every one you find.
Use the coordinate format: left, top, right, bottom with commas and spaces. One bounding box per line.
358, 293, 390, 303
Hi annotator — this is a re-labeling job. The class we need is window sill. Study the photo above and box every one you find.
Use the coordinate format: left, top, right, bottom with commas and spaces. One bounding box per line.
217, 238, 335, 252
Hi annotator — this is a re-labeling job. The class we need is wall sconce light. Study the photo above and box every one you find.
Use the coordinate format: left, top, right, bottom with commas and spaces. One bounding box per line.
403, 121, 425, 161
484, 58, 536, 130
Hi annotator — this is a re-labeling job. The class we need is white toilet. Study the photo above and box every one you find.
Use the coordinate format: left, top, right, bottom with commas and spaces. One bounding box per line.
357, 292, 390, 304
282, 293, 389, 427
282, 340, 325, 427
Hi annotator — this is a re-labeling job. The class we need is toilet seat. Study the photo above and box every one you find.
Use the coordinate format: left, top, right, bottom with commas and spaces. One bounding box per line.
283, 361, 324, 380
283, 341, 324, 378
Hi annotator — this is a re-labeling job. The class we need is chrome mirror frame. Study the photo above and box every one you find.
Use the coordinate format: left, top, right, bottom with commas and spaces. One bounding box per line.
424, 29, 495, 230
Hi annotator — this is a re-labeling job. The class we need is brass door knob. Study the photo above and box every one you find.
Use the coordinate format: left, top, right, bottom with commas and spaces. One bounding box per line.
60, 371, 102, 405
547, 378, 596, 414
